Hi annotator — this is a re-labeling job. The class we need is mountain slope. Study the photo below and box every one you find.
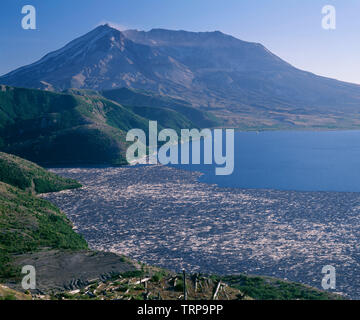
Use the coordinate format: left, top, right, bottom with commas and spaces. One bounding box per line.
100, 87, 220, 128
0, 152, 88, 280
2, 25, 360, 128
0, 25, 193, 93
120, 28, 360, 128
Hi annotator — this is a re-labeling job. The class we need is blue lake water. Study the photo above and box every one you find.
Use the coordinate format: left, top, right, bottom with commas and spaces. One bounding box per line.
170, 130, 360, 192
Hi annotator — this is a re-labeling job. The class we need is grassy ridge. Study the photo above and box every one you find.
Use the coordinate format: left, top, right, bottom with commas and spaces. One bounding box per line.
220, 275, 341, 300
0, 284, 32, 300
0, 152, 81, 193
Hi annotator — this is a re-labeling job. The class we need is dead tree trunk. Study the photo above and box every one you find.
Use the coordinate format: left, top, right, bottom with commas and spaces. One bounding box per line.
173, 276, 177, 288
212, 281, 222, 300
192, 273, 199, 292
183, 269, 187, 300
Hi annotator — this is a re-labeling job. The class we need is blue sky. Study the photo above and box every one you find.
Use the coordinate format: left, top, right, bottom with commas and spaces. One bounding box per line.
1, 0, 360, 83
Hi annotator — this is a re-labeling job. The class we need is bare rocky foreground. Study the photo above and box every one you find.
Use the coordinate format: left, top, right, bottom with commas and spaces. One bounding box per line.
7, 250, 136, 293
43, 165, 360, 299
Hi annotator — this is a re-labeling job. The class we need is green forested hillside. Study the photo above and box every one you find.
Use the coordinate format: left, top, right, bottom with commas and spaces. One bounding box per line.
0, 152, 87, 280
0, 152, 80, 193
0, 86, 147, 165
0, 85, 213, 165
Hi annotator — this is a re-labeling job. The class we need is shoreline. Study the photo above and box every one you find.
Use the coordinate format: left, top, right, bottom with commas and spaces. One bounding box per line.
41, 127, 360, 168
43, 165, 360, 299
